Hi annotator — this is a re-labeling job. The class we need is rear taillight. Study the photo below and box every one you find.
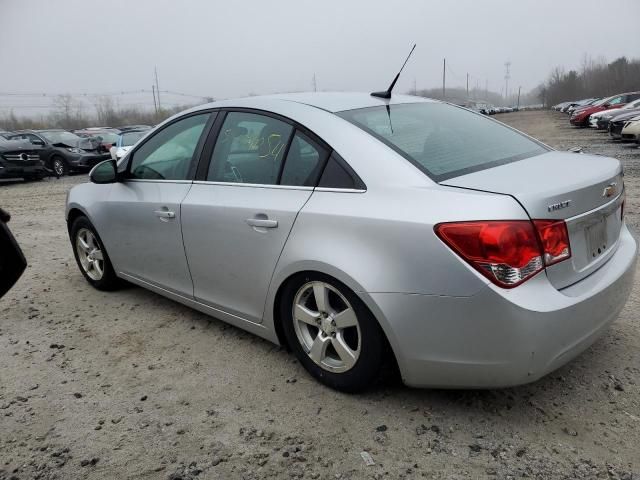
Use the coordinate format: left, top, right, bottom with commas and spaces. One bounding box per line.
435, 219, 571, 288
532, 220, 571, 266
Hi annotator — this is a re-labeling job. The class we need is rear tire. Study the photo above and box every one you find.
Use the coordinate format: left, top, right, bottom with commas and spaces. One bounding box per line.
280, 272, 386, 392
70, 216, 120, 290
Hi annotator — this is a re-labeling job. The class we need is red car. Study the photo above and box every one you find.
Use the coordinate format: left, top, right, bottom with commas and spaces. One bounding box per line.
570, 92, 640, 127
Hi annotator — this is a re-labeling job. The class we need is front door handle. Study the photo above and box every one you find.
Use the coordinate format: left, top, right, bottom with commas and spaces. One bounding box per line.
154, 209, 175, 219
246, 217, 278, 228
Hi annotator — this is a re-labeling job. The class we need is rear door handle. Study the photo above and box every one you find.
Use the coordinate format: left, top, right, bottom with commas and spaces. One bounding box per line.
154, 209, 175, 219
246, 218, 278, 228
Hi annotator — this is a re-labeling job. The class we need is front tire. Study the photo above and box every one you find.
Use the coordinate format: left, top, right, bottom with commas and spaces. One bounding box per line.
280, 273, 386, 392
51, 156, 68, 177
70, 216, 119, 290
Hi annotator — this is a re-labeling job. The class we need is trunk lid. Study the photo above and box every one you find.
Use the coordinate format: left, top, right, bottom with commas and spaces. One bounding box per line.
441, 151, 624, 289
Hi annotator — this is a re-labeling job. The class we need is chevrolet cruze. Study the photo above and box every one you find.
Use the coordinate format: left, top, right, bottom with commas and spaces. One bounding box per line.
66, 93, 637, 392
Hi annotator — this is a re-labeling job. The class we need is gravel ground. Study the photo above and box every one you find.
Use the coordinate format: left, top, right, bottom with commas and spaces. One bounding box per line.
1, 110, 639, 480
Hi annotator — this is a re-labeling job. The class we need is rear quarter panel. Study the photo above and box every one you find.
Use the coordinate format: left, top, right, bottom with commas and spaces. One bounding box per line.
263, 184, 530, 353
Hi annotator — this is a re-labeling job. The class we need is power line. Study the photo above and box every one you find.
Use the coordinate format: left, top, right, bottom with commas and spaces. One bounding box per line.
0, 89, 211, 100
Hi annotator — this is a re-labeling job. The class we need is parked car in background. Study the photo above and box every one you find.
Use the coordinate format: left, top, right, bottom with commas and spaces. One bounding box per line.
0, 130, 15, 139
589, 98, 640, 130
109, 129, 148, 160
74, 128, 121, 153
0, 137, 47, 181
609, 110, 640, 139
566, 98, 598, 114
8, 129, 111, 176
117, 125, 152, 132
620, 115, 640, 143
0, 208, 27, 299
570, 92, 640, 127
66, 92, 635, 392
599, 99, 640, 131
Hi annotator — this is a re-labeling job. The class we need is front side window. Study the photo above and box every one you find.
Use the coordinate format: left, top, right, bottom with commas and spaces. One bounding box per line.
338, 102, 548, 181
607, 96, 623, 106
129, 113, 210, 180
207, 112, 293, 185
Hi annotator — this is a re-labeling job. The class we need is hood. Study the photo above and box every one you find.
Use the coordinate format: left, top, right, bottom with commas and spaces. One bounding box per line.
52, 137, 100, 151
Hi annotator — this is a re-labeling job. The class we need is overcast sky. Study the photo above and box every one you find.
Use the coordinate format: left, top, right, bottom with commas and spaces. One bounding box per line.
1, 0, 639, 114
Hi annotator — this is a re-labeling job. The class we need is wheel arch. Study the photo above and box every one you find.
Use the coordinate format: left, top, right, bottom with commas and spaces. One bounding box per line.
66, 206, 90, 233
268, 264, 403, 374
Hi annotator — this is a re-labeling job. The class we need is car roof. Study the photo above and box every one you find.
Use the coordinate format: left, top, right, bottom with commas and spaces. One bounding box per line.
197, 92, 436, 114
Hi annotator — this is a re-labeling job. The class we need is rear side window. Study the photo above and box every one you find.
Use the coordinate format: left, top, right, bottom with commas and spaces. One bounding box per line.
318, 153, 364, 190
337, 103, 547, 182
280, 131, 328, 186
207, 112, 293, 185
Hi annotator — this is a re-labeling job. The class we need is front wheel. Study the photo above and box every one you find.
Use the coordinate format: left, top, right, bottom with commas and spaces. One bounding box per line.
70, 216, 119, 290
280, 273, 386, 392
51, 156, 68, 177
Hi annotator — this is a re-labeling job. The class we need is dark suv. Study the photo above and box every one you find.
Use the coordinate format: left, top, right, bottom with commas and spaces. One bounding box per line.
0, 137, 47, 181
9, 129, 111, 176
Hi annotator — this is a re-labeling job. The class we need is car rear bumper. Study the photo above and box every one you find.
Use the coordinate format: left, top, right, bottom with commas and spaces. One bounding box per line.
371, 224, 637, 388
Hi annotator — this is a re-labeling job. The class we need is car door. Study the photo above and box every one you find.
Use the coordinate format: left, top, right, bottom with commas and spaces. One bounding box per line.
181, 111, 329, 323
100, 112, 214, 296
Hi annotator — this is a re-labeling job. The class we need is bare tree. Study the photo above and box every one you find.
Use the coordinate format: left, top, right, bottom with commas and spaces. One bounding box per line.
51, 94, 86, 129
93, 95, 119, 126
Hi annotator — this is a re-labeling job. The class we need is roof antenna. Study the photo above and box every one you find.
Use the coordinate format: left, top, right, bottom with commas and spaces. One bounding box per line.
371, 44, 416, 99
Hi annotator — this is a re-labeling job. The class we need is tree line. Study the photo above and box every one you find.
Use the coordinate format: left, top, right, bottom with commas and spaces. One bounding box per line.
539, 56, 640, 107
0, 95, 198, 131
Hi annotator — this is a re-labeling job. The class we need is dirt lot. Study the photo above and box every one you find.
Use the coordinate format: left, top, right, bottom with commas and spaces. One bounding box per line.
1, 110, 639, 480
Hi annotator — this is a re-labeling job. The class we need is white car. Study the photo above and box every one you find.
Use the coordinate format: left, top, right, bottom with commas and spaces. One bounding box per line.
621, 115, 640, 143
109, 130, 149, 161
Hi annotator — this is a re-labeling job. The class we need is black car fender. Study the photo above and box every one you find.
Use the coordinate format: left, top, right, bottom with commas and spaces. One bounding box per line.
0, 208, 27, 298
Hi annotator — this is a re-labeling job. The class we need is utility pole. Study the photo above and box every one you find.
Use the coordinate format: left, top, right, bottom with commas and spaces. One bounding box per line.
442, 58, 446, 100
466, 73, 469, 99
154, 66, 161, 111
517, 86, 522, 110
413, 78, 417, 96
152, 85, 158, 113
485, 79, 488, 99
312, 73, 317, 92
504, 61, 511, 101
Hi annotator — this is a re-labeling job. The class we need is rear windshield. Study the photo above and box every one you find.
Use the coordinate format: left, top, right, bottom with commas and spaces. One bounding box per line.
337, 102, 548, 181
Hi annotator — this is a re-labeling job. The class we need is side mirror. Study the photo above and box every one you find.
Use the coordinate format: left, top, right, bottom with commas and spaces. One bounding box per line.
31, 139, 45, 146
90, 159, 118, 184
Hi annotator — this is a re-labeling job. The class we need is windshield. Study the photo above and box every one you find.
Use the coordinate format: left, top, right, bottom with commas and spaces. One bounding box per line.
40, 130, 81, 145
121, 130, 146, 146
338, 102, 548, 181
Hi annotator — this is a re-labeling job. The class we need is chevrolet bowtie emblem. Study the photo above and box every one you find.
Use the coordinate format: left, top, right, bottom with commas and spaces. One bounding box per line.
602, 183, 617, 198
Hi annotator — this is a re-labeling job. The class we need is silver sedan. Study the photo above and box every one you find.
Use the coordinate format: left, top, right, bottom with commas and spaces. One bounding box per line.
66, 93, 637, 391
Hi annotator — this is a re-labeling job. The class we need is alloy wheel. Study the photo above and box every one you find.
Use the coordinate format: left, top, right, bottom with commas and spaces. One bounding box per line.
292, 281, 361, 373
53, 158, 65, 176
76, 228, 104, 281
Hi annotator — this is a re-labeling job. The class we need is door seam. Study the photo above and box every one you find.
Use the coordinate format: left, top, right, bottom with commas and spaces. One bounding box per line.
259, 190, 315, 321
